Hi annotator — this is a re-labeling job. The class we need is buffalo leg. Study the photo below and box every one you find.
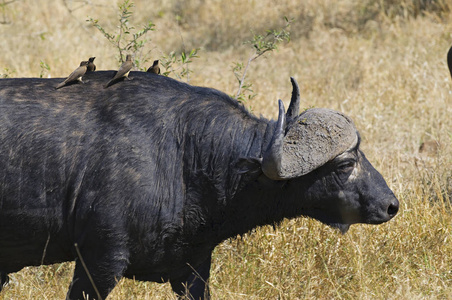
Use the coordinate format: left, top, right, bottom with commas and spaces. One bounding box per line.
66, 245, 129, 300
170, 256, 212, 300
0, 271, 8, 292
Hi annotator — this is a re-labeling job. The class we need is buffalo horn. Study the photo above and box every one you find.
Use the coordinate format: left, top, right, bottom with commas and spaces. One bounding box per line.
262, 106, 358, 180
286, 77, 300, 121
261, 100, 286, 180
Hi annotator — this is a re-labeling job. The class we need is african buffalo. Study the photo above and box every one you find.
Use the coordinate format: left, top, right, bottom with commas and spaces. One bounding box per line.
0, 71, 398, 299
447, 45, 452, 79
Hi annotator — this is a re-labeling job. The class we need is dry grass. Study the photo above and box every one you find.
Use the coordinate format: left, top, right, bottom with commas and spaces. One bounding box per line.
1, 0, 452, 299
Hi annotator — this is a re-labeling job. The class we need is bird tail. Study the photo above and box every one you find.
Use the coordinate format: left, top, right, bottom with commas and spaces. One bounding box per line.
104, 80, 112, 89
55, 81, 66, 89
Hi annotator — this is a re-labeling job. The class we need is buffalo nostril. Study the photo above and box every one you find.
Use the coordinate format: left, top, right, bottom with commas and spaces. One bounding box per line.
387, 201, 399, 217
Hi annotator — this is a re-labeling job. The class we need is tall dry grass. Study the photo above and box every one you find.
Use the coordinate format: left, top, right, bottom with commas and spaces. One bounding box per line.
0, 0, 451, 299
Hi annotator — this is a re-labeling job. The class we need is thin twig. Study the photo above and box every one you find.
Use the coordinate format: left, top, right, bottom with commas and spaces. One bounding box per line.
74, 243, 102, 300
2, 0, 18, 6
235, 50, 254, 100
0, 0, 19, 24
178, 28, 190, 83
118, 13, 124, 62
40, 234, 51, 265
186, 263, 209, 296
60, 0, 103, 40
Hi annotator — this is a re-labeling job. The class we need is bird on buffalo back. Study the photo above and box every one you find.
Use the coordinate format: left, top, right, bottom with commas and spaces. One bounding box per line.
147, 60, 160, 74
55, 61, 89, 90
87, 57, 96, 72
105, 54, 133, 88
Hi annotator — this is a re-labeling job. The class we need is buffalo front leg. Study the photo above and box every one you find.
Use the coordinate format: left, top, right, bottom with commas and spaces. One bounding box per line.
66, 243, 129, 300
0, 271, 8, 292
170, 255, 212, 300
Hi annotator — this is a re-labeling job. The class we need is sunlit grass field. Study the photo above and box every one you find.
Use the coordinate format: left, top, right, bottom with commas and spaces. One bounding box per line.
0, 0, 451, 299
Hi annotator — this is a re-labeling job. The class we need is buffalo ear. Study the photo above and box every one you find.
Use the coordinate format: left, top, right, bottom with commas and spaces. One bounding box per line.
234, 157, 263, 176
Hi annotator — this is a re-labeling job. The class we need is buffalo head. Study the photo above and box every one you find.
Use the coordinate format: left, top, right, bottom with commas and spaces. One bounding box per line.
251, 78, 399, 233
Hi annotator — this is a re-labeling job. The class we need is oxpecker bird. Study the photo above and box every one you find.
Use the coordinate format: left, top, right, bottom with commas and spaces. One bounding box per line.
105, 54, 133, 88
55, 61, 89, 90
147, 60, 160, 74
87, 57, 96, 72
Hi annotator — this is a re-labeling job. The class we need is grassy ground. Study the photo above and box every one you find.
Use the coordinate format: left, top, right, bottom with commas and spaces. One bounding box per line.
0, 0, 452, 299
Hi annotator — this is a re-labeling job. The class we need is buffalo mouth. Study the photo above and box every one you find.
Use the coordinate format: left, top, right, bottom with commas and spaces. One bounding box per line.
308, 205, 399, 234
327, 203, 398, 234
305, 209, 353, 234
305, 194, 399, 234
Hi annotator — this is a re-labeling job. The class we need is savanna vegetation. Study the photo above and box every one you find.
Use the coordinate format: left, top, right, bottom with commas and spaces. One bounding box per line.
0, 0, 451, 299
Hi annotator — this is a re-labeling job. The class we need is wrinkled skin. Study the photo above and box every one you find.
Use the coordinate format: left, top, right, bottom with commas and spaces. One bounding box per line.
0, 72, 398, 300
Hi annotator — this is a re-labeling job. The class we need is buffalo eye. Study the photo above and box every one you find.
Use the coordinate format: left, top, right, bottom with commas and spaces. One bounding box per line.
336, 160, 355, 175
